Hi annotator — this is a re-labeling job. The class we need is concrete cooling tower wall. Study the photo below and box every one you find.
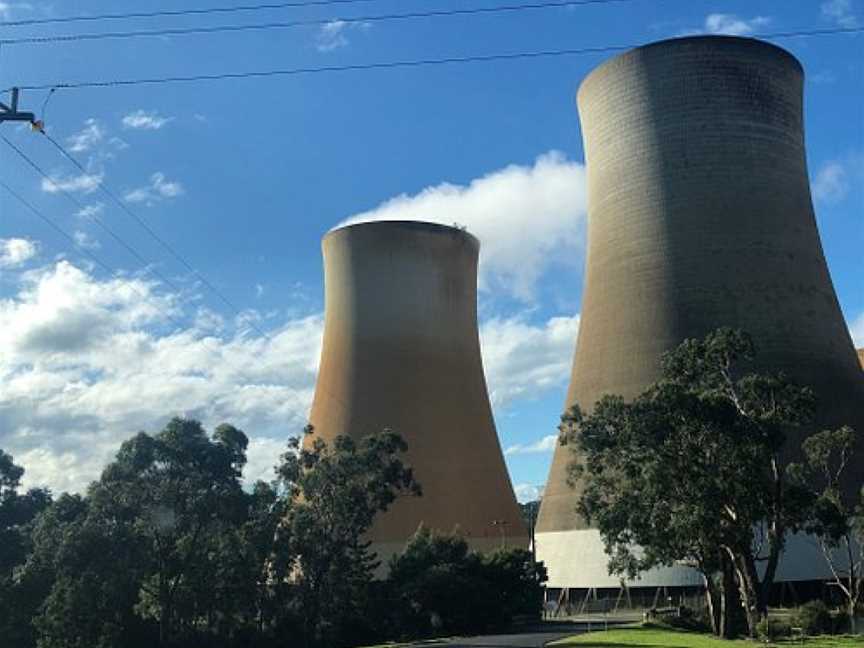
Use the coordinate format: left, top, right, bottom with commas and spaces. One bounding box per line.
308, 221, 528, 563
536, 35, 864, 589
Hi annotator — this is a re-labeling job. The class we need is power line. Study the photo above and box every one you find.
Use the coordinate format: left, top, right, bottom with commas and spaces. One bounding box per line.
0, 175, 316, 415
0, 0, 642, 47
1, 150, 357, 426
6, 26, 862, 92
2, 179, 145, 286
2, 134, 188, 297
39, 130, 268, 343
0, 0, 414, 28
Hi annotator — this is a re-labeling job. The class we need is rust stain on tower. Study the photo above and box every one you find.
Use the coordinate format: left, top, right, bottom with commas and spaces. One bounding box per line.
308, 221, 527, 559
536, 35, 864, 588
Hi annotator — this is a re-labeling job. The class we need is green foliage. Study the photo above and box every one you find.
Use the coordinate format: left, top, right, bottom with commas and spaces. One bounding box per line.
793, 426, 863, 631
277, 426, 421, 648
11, 419, 282, 648
387, 527, 546, 639
0, 449, 52, 577
754, 616, 792, 639
569, 328, 820, 636
388, 528, 489, 636
3, 420, 542, 648
791, 600, 833, 636
658, 607, 713, 634
0, 451, 53, 648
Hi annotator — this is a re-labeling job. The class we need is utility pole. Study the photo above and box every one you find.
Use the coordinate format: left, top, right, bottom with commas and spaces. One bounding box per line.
0, 87, 40, 129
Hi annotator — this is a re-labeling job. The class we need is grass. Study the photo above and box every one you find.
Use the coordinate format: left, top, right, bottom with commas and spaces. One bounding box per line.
549, 626, 862, 648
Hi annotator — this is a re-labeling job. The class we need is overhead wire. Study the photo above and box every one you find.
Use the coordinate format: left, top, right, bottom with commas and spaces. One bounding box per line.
0, 0, 423, 28
0, 175, 288, 415
39, 130, 273, 344
1, 141, 358, 428
0, 0, 644, 46
5, 26, 863, 92
2, 134, 188, 298
0, 177, 163, 296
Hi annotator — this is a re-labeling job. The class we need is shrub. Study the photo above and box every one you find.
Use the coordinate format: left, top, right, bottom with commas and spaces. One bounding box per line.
830, 610, 850, 634
664, 606, 712, 633
756, 617, 792, 639
387, 528, 546, 639
792, 600, 832, 635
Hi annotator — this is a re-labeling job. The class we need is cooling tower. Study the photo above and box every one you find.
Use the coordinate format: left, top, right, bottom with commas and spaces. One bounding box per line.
536, 36, 864, 589
308, 221, 528, 560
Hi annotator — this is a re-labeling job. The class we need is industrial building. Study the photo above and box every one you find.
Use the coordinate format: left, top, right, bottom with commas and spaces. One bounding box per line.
536, 35, 864, 599
307, 221, 528, 562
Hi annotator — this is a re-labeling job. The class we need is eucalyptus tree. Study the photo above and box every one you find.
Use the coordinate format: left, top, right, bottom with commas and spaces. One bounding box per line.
570, 329, 818, 636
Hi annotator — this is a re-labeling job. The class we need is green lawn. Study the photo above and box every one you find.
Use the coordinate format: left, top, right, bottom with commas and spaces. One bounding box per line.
549, 627, 862, 648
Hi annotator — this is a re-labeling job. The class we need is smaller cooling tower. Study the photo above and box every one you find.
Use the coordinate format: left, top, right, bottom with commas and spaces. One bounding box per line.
307, 221, 528, 560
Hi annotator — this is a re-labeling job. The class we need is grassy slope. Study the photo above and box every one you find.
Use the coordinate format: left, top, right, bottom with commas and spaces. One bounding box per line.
550, 627, 862, 648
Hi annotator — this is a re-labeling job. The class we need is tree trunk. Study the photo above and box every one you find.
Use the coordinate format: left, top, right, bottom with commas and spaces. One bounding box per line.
727, 550, 760, 637
719, 555, 742, 638
703, 573, 720, 636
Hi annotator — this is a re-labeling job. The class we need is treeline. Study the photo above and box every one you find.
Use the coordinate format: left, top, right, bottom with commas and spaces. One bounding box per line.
0, 423, 545, 648
569, 328, 864, 638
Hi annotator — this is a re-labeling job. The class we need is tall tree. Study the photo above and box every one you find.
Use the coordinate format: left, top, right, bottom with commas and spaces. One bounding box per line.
0, 449, 51, 579
0, 450, 52, 648
276, 426, 420, 648
794, 427, 863, 632
91, 419, 251, 645
28, 418, 257, 648
570, 328, 818, 636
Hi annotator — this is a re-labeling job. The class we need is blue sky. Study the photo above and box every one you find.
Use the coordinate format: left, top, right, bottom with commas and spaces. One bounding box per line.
0, 0, 862, 499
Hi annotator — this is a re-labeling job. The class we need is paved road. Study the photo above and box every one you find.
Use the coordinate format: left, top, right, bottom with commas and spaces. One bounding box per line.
410, 622, 589, 647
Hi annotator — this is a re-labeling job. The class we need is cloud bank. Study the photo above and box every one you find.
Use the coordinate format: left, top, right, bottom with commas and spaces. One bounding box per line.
1, 259, 579, 493
341, 151, 587, 300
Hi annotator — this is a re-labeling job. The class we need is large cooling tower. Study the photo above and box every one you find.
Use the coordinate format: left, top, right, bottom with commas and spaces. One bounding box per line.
536, 36, 864, 589
308, 221, 528, 560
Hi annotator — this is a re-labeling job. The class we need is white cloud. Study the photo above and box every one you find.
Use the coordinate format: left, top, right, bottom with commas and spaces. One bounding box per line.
66, 118, 105, 153
0, 260, 322, 493
122, 109, 174, 130
245, 436, 289, 484
850, 312, 864, 348
681, 14, 771, 36
0, 238, 38, 268
73, 230, 100, 250
124, 172, 184, 204
315, 19, 370, 52
812, 161, 849, 204
513, 483, 544, 503
480, 314, 578, 407
341, 151, 587, 300
821, 0, 860, 28
75, 203, 105, 219
505, 435, 559, 456
1, 251, 582, 494
41, 171, 103, 195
